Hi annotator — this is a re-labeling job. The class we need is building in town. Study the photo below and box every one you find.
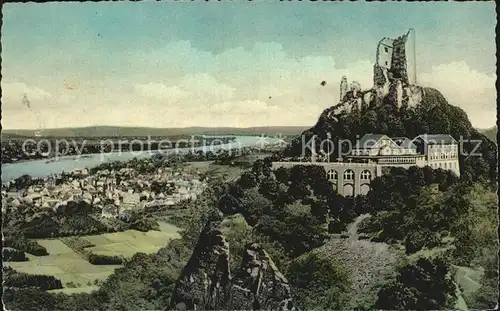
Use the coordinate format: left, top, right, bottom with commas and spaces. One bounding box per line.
413, 134, 460, 175
122, 192, 141, 210
272, 133, 460, 197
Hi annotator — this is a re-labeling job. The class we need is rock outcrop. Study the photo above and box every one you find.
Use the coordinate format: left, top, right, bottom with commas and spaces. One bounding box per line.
169, 220, 231, 311
230, 243, 295, 310
331, 29, 423, 117
340, 75, 348, 101
169, 221, 295, 311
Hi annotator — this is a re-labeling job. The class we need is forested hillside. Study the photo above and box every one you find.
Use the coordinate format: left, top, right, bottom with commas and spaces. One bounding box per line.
3, 86, 497, 310
282, 87, 497, 184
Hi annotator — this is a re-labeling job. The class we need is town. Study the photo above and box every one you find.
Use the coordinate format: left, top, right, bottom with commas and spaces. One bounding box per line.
1, 3, 497, 311
2, 164, 207, 221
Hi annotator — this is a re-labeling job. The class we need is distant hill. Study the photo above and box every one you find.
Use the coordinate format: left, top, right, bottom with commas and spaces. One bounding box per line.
1, 126, 308, 138
478, 126, 497, 143
0, 132, 26, 139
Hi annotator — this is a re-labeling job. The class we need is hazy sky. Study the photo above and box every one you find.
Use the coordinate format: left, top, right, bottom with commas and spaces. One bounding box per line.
1, 1, 496, 129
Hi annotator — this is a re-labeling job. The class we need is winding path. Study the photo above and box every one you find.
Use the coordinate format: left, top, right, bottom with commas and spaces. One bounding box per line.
346, 213, 370, 241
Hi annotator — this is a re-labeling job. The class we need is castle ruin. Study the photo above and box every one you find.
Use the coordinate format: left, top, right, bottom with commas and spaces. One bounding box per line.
374, 28, 417, 87
340, 76, 348, 101
335, 29, 421, 112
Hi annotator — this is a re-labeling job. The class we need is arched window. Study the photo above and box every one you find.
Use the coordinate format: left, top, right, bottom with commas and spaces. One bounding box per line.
344, 169, 354, 181
327, 170, 338, 181
360, 170, 372, 180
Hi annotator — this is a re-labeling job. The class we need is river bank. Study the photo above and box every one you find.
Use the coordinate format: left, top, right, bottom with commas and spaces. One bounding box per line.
1, 135, 283, 182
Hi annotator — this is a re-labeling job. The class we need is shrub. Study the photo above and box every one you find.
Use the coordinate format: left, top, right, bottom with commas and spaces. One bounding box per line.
87, 253, 123, 265
287, 252, 352, 310
2, 248, 28, 262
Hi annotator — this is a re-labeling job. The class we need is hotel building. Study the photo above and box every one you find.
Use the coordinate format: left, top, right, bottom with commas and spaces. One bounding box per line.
272, 133, 460, 197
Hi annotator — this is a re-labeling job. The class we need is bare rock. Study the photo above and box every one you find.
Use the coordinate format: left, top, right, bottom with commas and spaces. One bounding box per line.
169, 222, 295, 311
340, 75, 348, 101
231, 243, 295, 311
388, 79, 404, 108
169, 220, 230, 310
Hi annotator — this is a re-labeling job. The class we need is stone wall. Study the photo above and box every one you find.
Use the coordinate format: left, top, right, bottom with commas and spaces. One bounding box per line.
389, 33, 409, 84
376, 38, 394, 69
373, 64, 387, 86
328, 30, 419, 123
271, 162, 379, 197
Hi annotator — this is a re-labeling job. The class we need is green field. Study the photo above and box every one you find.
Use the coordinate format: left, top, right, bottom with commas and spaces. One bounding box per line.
5, 239, 121, 289
4, 222, 181, 293
83, 222, 180, 258
184, 161, 245, 180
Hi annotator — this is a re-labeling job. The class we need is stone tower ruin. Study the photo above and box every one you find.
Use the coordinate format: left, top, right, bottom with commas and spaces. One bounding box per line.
340, 75, 348, 101
333, 29, 421, 113
373, 28, 417, 87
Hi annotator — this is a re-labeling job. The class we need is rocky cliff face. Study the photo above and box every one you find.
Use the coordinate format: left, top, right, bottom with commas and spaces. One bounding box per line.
169, 221, 295, 311
329, 70, 425, 120
168, 220, 230, 310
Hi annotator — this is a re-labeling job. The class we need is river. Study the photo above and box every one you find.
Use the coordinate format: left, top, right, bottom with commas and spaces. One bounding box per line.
1, 136, 282, 182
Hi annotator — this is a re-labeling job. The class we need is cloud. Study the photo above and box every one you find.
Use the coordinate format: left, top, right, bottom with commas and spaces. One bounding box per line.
1, 42, 496, 129
1, 82, 52, 109
419, 61, 496, 128
211, 100, 279, 115
178, 73, 236, 101
134, 84, 188, 101
134, 73, 235, 104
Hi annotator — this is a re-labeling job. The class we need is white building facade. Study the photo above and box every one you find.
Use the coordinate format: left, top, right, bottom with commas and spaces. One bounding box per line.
272, 133, 460, 197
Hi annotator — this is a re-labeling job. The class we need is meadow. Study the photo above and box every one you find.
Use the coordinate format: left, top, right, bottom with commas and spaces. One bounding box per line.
4, 221, 181, 293
184, 161, 244, 180
83, 222, 180, 258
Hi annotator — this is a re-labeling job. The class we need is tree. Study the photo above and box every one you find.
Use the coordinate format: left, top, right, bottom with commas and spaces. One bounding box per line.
220, 214, 254, 271
287, 181, 310, 201
283, 87, 497, 184
274, 167, 290, 184
287, 252, 352, 310
258, 178, 279, 201
238, 171, 257, 189
375, 257, 457, 310
239, 188, 273, 226
469, 248, 499, 309
3, 288, 58, 311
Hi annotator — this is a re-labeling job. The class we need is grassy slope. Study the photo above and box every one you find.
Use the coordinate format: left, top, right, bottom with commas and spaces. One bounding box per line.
297, 215, 402, 308
300, 214, 485, 310
4, 222, 181, 293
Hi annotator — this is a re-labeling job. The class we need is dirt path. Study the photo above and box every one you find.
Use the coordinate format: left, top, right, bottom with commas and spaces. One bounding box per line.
346, 213, 370, 241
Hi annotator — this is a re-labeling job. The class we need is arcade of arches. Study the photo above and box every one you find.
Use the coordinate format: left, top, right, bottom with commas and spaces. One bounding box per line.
271, 162, 379, 197
327, 169, 372, 196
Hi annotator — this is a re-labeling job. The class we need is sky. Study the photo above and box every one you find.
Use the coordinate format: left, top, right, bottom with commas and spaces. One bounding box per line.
1, 1, 496, 129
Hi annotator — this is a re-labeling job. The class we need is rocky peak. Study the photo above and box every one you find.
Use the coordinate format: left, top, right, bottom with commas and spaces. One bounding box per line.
230, 243, 295, 310
331, 29, 423, 117
169, 220, 230, 311
169, 221, 295, 311
340, 75, 348, 101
